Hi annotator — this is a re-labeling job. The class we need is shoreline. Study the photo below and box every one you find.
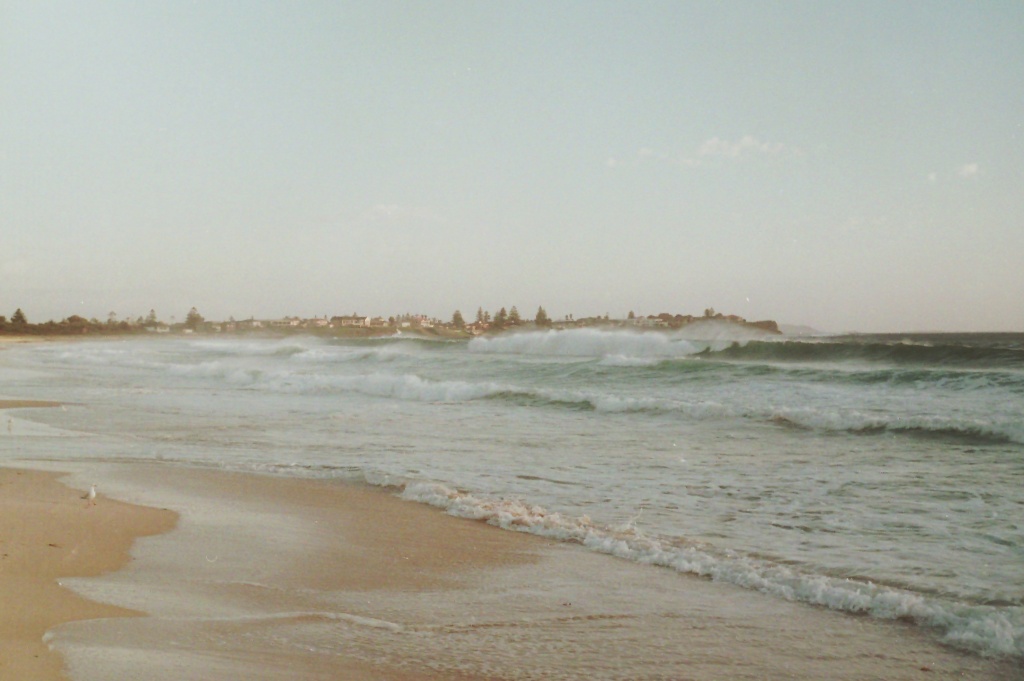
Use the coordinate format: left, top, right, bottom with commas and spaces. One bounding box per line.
5, 460, 1016, 681
0, 467, 177, 680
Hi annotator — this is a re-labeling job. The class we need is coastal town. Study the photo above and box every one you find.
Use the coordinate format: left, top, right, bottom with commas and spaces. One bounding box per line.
0, 305, 780, 338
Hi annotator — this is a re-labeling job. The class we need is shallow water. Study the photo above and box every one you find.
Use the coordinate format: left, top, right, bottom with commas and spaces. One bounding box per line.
2, 328, 1022, 658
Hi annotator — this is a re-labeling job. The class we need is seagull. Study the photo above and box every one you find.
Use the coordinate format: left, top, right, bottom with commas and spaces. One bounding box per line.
82, 484, 97, 505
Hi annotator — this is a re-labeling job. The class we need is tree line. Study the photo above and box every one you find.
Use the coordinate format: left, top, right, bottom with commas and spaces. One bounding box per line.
0, 307, 200, 335
3, 303, 562, 336
0, 307, 126, 335
449, 305, 552, 330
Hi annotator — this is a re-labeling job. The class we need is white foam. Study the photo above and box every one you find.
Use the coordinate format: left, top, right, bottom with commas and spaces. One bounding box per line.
283, 372, 505, 402
597, 355, 660, 367
0, 409, 90, 439
400, 481, 1024, 658
468, 325, 784, 360
470, 328, 706, 359
189, 338, 324, 358
769, 406, 1024, 444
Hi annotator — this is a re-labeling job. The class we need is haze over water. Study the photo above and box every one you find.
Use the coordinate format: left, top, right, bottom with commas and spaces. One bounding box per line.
2, 328, 1022, 660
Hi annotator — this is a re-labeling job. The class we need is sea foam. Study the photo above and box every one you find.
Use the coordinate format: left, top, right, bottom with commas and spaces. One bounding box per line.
399, 480, 1024, 658
469, 328, 708, 359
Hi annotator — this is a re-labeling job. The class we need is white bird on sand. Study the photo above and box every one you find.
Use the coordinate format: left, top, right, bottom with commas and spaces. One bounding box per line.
82, 484, 97, 505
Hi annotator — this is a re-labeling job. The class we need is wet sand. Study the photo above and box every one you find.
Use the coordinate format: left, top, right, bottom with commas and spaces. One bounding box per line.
0, 468, 177, 680
0, 399, 64, 409
18, 462, 1019, 681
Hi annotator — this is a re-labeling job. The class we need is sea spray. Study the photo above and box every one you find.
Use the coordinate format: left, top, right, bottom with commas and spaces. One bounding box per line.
469, 328, 710, 358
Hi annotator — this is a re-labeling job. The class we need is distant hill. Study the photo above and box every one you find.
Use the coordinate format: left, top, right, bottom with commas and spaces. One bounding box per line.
779, 324, 830, 337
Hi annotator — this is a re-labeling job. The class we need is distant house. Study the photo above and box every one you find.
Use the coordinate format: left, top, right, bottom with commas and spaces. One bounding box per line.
410, 314, 433, 328
331, 315, 370, 328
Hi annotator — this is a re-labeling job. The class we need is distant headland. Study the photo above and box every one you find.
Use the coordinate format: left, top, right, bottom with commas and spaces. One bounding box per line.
0, 305, 780, 339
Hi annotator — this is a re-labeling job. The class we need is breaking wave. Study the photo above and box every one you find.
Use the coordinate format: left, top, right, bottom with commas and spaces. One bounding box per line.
158, 356, 1023, 444
469, 328, 716, 359
704, 338, 1024, 369
470, 329, 1024, 370
768, 409, 1024, 445
399, 481, 1024, 659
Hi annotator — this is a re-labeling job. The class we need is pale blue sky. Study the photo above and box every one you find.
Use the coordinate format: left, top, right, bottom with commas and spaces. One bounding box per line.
2, 1, 1021, 331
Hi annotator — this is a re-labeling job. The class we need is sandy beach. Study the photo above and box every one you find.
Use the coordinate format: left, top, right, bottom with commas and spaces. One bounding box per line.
1, 399, 63, 409
0, 467, 176, 680
1, 457, 1017, 680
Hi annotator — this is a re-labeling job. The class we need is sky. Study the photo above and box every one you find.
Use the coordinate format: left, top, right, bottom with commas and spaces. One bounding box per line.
1, 1, 1022, 332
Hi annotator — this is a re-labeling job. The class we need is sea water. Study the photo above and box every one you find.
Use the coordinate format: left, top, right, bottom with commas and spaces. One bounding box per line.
1, 327, 1021, 659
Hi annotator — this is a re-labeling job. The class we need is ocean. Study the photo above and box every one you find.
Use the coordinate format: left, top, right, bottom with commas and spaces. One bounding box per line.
2, 327, 1022, 661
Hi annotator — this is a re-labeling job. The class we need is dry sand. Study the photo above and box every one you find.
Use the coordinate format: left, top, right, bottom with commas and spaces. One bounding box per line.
21, 462, 1020, 681
0, 468, 177, 680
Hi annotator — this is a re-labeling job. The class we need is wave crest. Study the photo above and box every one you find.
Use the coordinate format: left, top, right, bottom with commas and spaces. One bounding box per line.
400, 481, 1024, 658
470, 328, 712, 359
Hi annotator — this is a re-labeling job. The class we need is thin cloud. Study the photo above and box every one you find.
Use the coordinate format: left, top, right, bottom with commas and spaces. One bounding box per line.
957, 163, 979, 178
696, 135, 785, 159
605, 148, 668, 170
607, 135, 792, 171
681, 135, 791, 167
